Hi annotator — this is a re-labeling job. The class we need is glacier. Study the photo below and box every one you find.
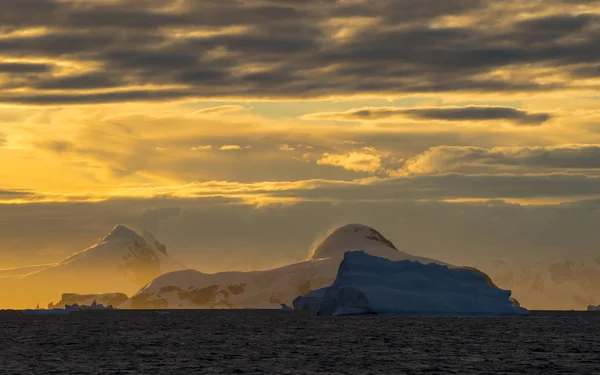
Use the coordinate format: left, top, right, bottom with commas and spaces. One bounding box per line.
293, 251, 528, 316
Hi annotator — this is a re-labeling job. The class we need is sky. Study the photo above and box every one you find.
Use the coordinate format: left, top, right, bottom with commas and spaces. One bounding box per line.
1, 0, 600, 271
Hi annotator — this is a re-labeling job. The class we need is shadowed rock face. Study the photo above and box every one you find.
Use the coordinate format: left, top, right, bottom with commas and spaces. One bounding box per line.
143, 230, 168, 255
311, 224, 398, 259
118, 239, 161, 284
227, 284, 246, 295
130, 283, 251, 309
364, 229, 398, 250
131, 293, 168, 309
178, 285, 220, 306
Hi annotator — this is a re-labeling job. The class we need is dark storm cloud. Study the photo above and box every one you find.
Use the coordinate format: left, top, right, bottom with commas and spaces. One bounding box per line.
405, 107, 551, 125
103, 48, 202, 70
33, 72, 122, 90
0, 189, 34, 198
569, 64, 600, 78
330, 0, 486, 23
516, 13, 597, 35
0, 32, 164, 58
0, 0, 310, 30
0, 0, 598, 103
308, 106, 552, 126
0, 62, 52, 73
0, 89, 195, 105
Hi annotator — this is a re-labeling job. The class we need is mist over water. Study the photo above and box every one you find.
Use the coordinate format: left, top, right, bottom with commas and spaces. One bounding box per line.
1, 310, 599, 374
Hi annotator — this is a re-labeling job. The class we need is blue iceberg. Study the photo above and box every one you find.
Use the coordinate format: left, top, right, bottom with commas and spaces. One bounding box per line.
293, 251, 528, 316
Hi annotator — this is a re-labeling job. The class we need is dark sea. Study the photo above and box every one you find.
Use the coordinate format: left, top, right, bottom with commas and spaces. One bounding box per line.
0, 310, 598, 374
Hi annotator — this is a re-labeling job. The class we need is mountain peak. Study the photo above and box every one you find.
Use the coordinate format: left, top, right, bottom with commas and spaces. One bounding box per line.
100, 225, 143, 243
311, 224, 398, 260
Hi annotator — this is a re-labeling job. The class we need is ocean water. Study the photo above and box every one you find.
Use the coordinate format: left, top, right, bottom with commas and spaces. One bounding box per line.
0, 310, 599, 374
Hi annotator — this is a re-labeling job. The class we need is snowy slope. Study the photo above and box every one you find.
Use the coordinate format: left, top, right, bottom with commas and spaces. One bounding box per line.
293, 251, 528, 316
124, 224, 485, 309
0, 225, 186, 308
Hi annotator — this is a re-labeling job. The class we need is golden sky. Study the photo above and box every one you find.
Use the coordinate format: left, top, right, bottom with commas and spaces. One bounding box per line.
1, 0, 600, 270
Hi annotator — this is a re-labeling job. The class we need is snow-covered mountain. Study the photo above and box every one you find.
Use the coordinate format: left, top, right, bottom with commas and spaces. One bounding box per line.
123, 224, 492, 309
293, 251, 527, 316
478, 253, 600, 310
22, 224, 185, 287
0, 225, 186, 309
311, 224, 445, 264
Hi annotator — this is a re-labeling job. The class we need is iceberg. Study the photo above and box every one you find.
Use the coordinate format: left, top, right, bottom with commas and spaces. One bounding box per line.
293, 251, 528, 316
68, 300, 115, 311
48, 293, 128, 309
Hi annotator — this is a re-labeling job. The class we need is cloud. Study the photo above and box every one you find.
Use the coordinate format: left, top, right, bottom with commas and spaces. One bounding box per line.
0, 62, 52, 73
219, 145, 243, 151
190, 105, 246, 115
0, 1, 598, 104
33, 72, 122, 90
18, 111, 381, 184
136, 206, 181, 236
303, 106, 552, 126
402, 145, 600, 174
0, 189, 33, 198
36, 139, 75, 153
190, 145, 212, 151
317, 151, 383, 173
253, 173, 600, 202
278, 144, 295, 152
6, 163, 600, 205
